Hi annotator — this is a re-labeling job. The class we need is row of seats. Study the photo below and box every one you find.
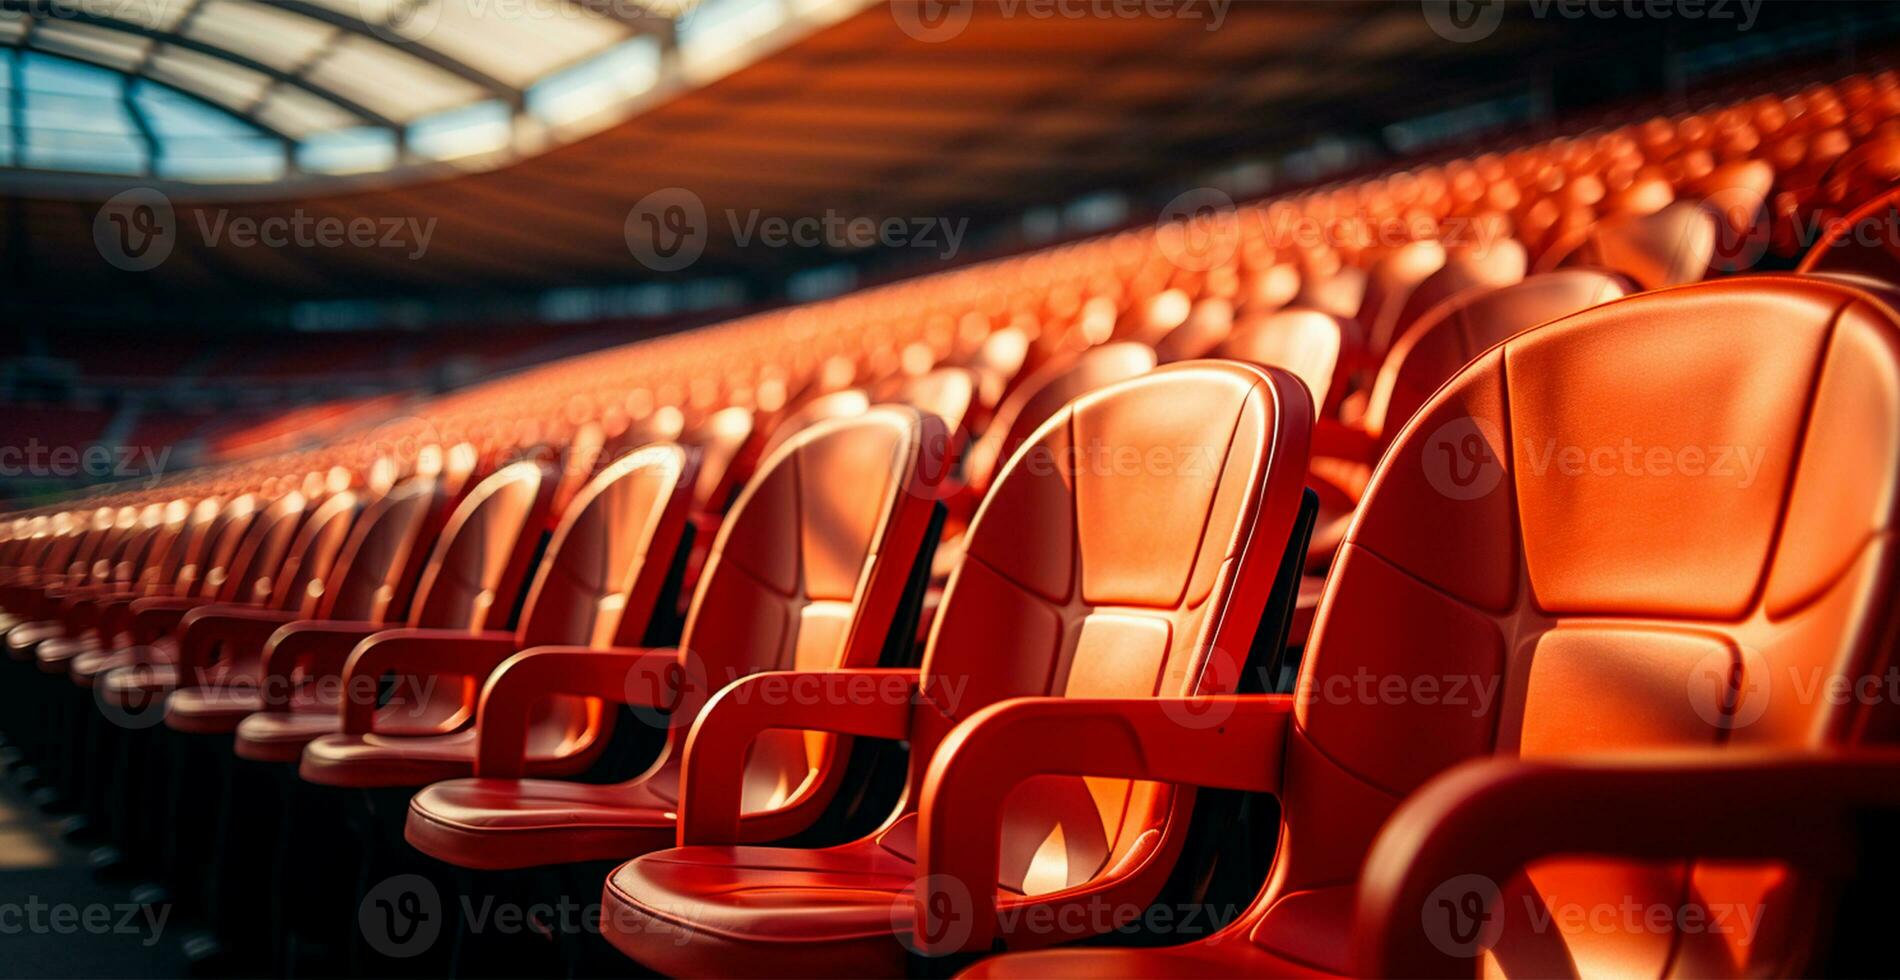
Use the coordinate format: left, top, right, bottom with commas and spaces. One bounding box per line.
3, 69, 1900, 979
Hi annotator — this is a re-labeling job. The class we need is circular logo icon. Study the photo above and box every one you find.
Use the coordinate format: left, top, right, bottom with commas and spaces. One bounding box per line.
1688, 644, 1771, 731
626, 648, 707, 731
626, 188, 708, 273
891, 0, 973, 43
1156, 187, 1242, 272
93, 668, 169, 731
1420, 416, 1506, 501
1702, 186, 1771, 273
1422, 0, 1505, 43
1421, 873, 1504, 958
893, 874, 973, 957
359, 0, 443, 44
1160, 647, 1245, 730
94, 188, 175, 273
358, 873, 442, 959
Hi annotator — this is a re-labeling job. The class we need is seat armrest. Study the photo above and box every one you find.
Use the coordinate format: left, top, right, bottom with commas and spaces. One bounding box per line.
1352, 749, 1900, 978
912, 694, 1293, 956
129, 595, 218, 644
338, 629, 519, 734
258, 620, 385, 711
173, 606, 300, 689
470, 645, 682, 778
676, 668, 922, 846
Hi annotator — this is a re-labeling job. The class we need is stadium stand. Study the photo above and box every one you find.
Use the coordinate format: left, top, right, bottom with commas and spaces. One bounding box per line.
4, 2, 1900, 978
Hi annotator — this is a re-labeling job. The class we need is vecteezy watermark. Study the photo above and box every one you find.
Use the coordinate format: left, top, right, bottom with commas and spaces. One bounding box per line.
625, 188, 969, 271
0, 440, 172, 487
624, 650, 965, 730
1421, 874, 1766, 958
94, 188, 176, 273
93, 188, 438, 272
1423, 0, 1762, 44
1420, 417, 1772, 500
194, 210, 437, 260
892, 0, 1230, 42
895, 875, 1243, 957
0, 898, 172, 947
359, 874, 442, 959
359, 876, 698, 955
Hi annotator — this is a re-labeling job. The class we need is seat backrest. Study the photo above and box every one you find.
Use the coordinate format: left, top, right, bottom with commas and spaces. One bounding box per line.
1544, 199, 1718, 289
683, 406, 755, 515
144, 498, 220, 596
317, 476, 441, 624
964, 341, 1157, 493
65, 509, 121, 584
1216, 308, 1354, 410
1381, 240, 1529, 355
1359, 240, 1447, 358
100, 507, 157, 588
512, 444, 697, 651
1153, 298, 1237, 363
896, 367, 977, 448
181, 494, 261, 599
406, 461, 557, 631
910, 361, 1313, 896
214, 492, 309, 605
676, 407, 947, 816
1281, 278, 1900, 976
1363, 270, 1632, 446
263, 490, 361, 616
759, 388, 870, 460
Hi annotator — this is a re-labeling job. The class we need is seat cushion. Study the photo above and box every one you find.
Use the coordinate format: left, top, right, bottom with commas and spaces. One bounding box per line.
98, 663, 178, 708
164, 686, 264, 735
233, 699, 459, 764
406, 776, 678, 870
601, 836, 921, 978
6, 620, 65, 659
72, 637, 174, 688
298, 728, 595, 789
35, 633, 100, 674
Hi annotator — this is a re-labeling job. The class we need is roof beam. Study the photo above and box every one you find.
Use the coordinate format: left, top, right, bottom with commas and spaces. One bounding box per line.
0, 0, 404, 132
271, 0, 526, 110
0, 39, 301, 145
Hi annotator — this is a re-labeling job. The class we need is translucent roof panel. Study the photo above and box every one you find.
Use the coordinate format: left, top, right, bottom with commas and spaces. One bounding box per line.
298, 126, 399, 175
303, 34, 487, 122
30, 21, 154, 73
409, 99, 512, 160
406, 0, 630, 89
527, 35, 663, 128
147, 45, 274, 113
253, 86, 363, 139
185, 1, 340, 73
0, 0, 796, 183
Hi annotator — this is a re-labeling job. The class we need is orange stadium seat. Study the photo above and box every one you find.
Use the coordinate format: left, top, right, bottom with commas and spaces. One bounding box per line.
6, 16, 1900, 977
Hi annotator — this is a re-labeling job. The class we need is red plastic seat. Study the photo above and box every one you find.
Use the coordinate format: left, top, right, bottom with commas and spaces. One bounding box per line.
95, 491, 310, 709
404, 406, 946, 869
162, 477, 444, 736
1215, 308, 1356, 412
598, 360, 1313, 977
63, 497, 234, 688
956, 276, 1900, 978
294, 444, 699, 789
232, 460, 556, 762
